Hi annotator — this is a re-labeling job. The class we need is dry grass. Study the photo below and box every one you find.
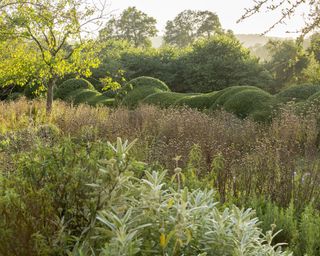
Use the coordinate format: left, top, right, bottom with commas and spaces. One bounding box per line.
2, 98, 320, 207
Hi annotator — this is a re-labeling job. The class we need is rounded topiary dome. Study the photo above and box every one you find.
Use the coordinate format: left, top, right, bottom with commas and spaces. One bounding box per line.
121, 76, 170, 108
223, 89, 275, 119
55, 78, 95, 100
277, 84, 320, 103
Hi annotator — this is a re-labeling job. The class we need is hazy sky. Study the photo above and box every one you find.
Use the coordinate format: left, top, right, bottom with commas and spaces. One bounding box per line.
106, 0, 310, 37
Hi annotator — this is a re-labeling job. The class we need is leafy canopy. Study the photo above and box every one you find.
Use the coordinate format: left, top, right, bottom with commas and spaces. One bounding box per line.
0, 0, 108, 112
164, 10, 223, 47
99, 7, 158, 48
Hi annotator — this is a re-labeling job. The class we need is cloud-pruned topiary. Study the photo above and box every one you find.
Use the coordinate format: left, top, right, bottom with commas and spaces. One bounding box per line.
277, 83, 320, 103
55, 78, 95, 100
121, 76, 170, 108
175, 92, 219, 110
222, 89, 275, 120
142, 91, 186, 108
211, 86, 262, 109
54, 78, 115, 107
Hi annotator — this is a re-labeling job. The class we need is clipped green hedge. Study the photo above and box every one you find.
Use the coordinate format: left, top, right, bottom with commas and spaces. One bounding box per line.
223, 89, 275, 120
72, 89, 101, 105
175, 92, 218, 110
277, 83, 320, 103
211, 86, 262, 109
88, 95, 115, 107
308, 90, 320, 102
55, 78, 95, 100
121, 76, 170, 108
142, 92, 186, 108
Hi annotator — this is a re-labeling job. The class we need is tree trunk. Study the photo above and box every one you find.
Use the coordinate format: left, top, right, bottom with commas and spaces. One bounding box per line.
46, 77, 56, 115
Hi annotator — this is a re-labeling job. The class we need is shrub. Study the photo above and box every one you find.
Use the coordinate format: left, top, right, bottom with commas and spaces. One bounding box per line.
175, 92, 218, 110
6, 92, 24, 101
142, 91, 186, 108
276, 84, 320, 103
55, 78, 95, 100
307, 90, 320, 102
73, 89, 101, 104
211, 85, 262, 109
222, 89, 275, 119
121, 76, 170, 108
88, 95, 115, 107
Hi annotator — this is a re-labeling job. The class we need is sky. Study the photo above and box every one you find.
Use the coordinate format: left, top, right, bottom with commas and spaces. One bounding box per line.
105, 0, 310, 38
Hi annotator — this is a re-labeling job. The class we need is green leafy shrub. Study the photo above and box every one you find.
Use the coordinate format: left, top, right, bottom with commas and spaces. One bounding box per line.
121, 76, 170, 108
298, 206, 320, 256
222, 89, 275, 119
276, 84, 320, 103
142, 91, 186, 108
0, 138, 114, 255
79, 169, 291, 256
55, 78, 95, 100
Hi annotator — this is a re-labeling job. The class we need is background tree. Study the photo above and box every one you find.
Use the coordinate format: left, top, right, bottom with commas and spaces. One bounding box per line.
99, 7, 158, 48
163, 10, 223, 47
308, 32, 320, 62
0, 0, 108, 113
264, 40, 309, 87
178, 35, 272, 92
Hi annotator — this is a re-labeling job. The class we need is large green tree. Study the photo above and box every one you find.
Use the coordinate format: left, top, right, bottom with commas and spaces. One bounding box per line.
265, 40, 309, 86
308, 32, 320, 62
0, 0, 108, 113
99, 7, 158, 48
163, 10, 223, 47
179, 35, 272, 92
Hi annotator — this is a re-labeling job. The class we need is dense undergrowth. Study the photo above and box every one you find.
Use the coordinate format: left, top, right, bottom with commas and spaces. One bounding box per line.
1, 99, 320, 255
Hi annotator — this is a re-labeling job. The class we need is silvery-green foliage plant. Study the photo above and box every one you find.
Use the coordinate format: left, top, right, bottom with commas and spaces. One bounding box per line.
74, 138, 292, 256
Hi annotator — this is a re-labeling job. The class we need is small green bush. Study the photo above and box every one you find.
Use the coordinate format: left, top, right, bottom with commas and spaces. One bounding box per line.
142, 91, 186, 108
121, 76, 170, 108
222, 89, 275, 119
55, 78, 95, 100
277, 84, 320, 103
